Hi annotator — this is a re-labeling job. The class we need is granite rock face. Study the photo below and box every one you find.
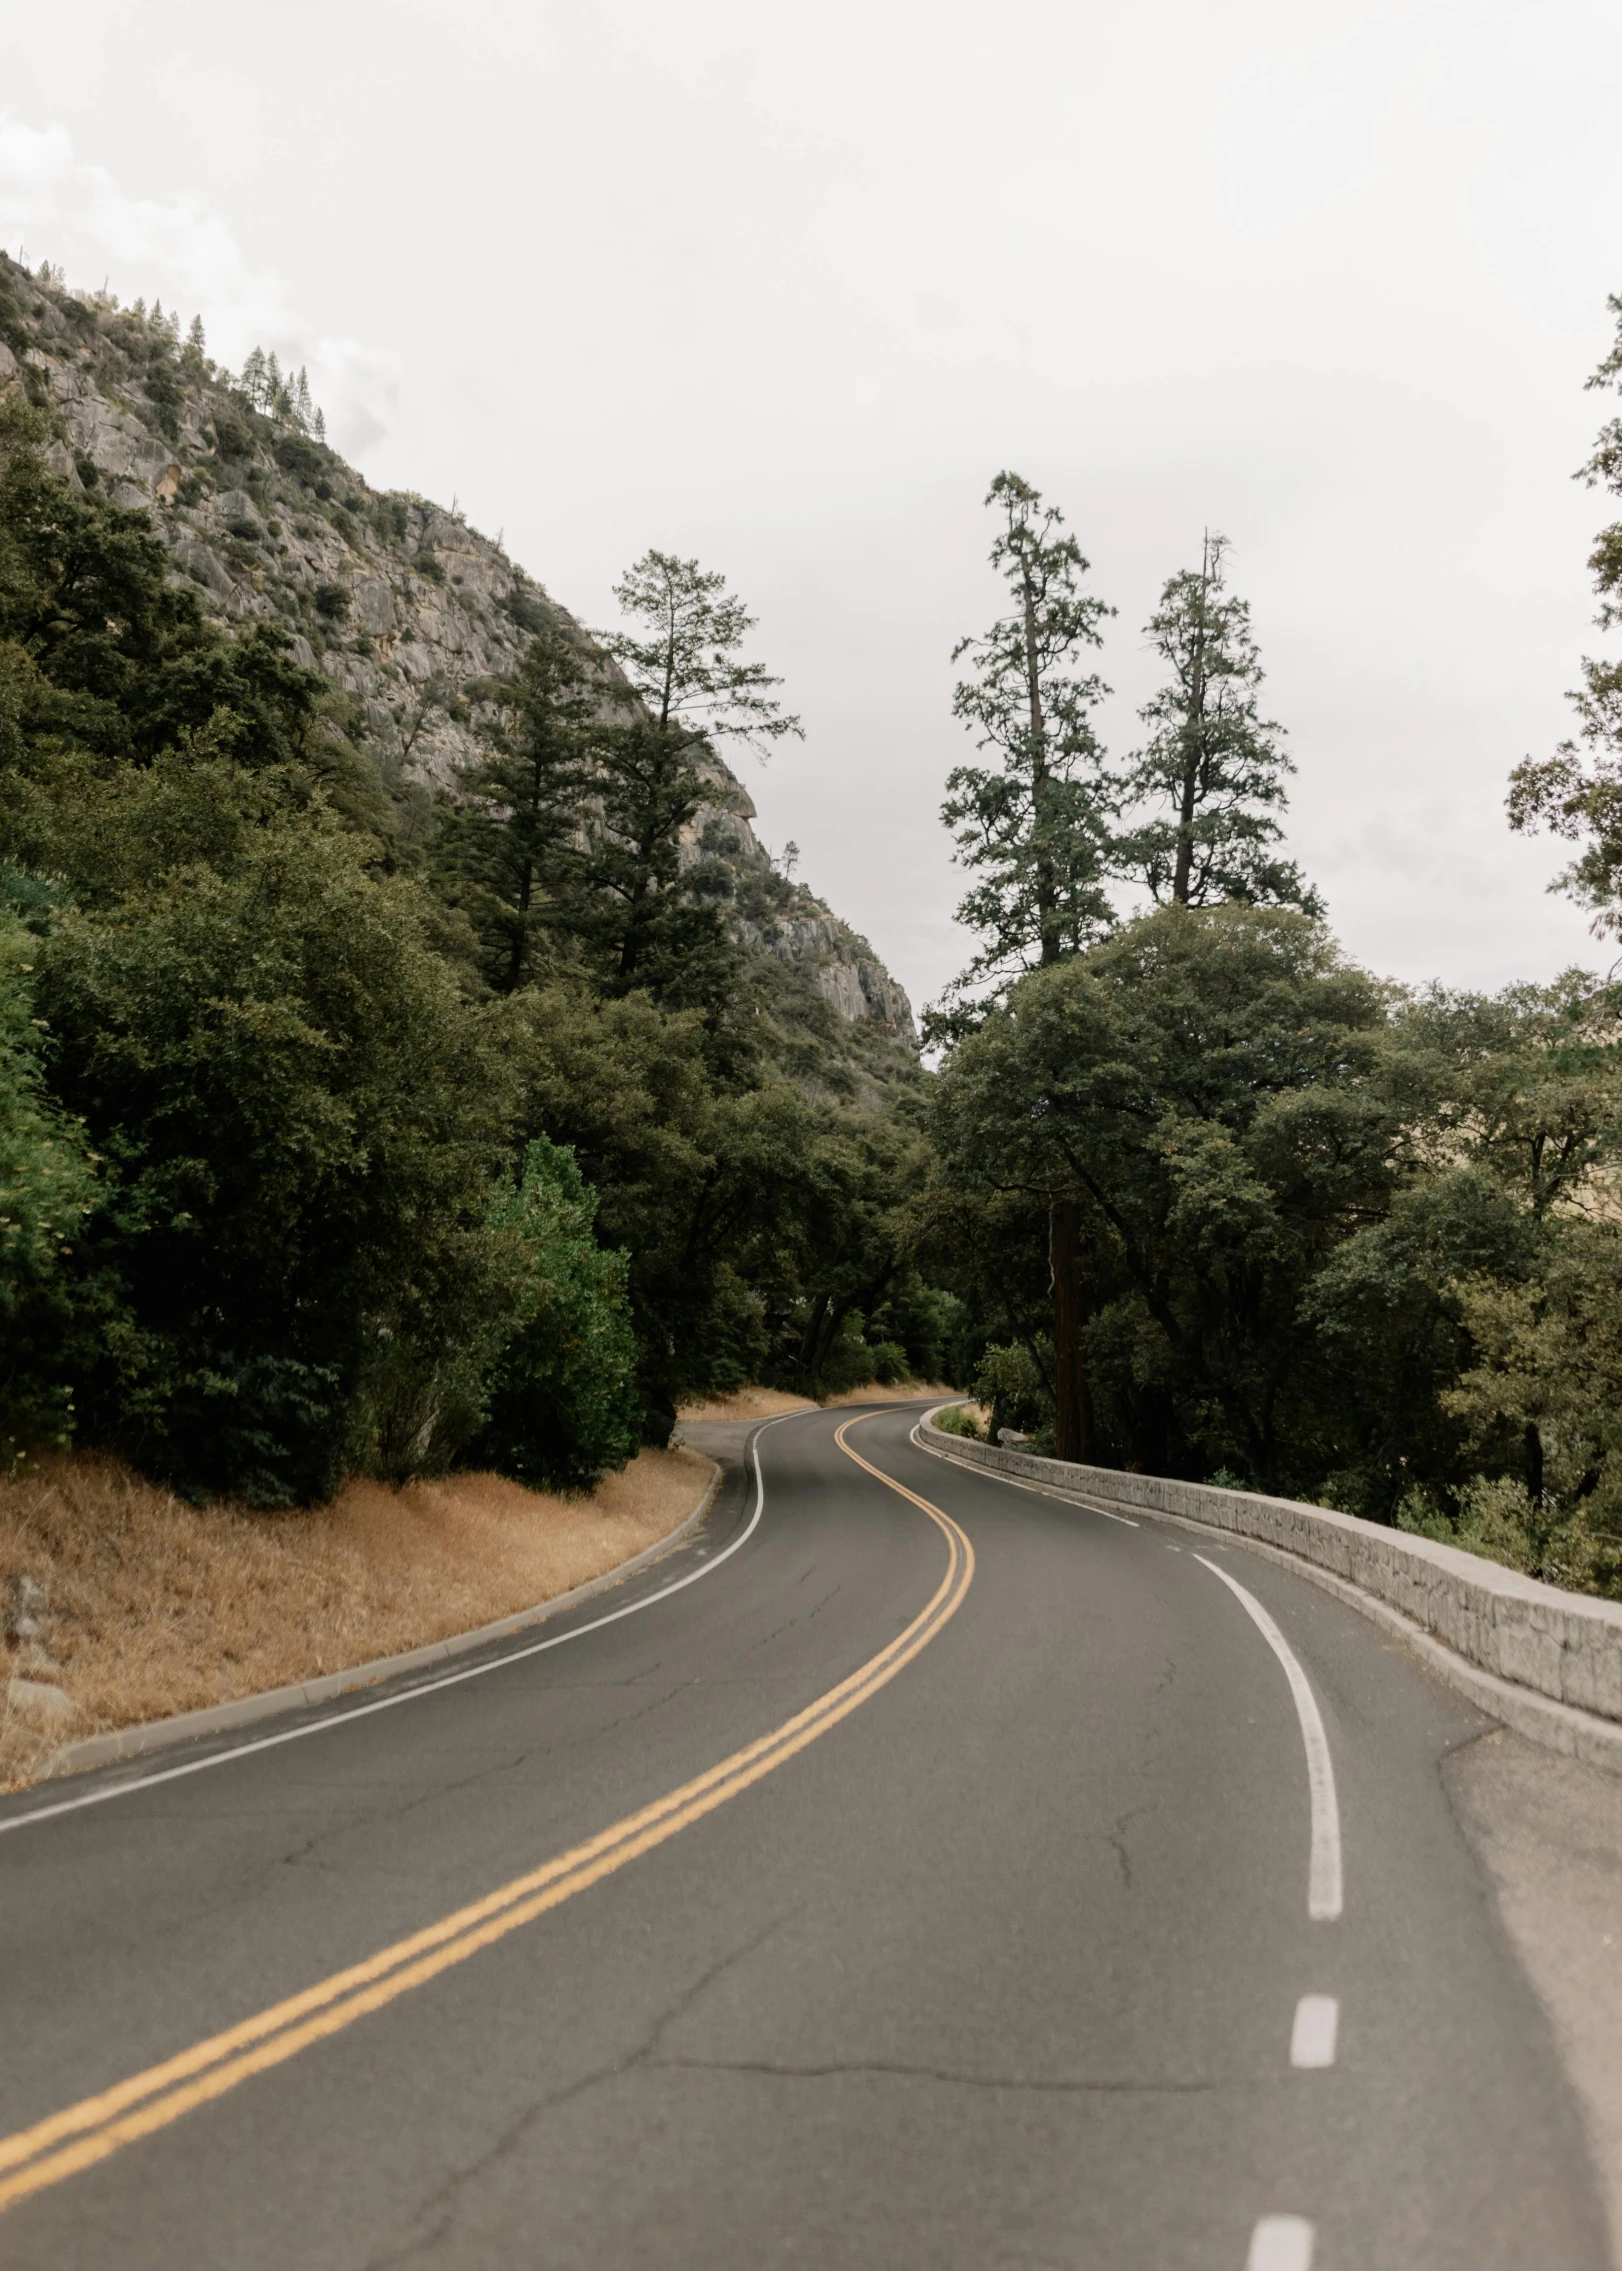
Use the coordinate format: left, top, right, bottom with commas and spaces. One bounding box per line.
0, 255, 916, 1050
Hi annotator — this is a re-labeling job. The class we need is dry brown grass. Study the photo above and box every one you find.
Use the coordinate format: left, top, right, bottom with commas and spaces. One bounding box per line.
0, 1446, 715, 1792
676, 1379, 954, 1424
676, 1387, 818, 1423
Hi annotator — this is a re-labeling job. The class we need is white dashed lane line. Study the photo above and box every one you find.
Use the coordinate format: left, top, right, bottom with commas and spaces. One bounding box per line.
1248, 2215, 1315, 2270
1289, 1994, 1339, 2069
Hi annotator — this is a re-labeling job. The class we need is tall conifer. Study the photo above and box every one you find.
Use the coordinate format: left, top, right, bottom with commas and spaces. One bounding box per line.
934, 473, 1117, 1036
574, 551, 801, 1006
935, 472, 1119, 1460
1117, 534, 1318, 913
435, 623, 598, 992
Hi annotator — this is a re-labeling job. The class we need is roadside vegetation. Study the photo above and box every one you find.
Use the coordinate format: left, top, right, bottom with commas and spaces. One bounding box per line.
0, 386, 957, 1515
0, 1444, 715, 1789
921, 321, 1622, 1600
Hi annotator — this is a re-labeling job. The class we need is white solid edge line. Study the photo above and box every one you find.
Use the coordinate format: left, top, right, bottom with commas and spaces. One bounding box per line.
1247, 2214, 1315, 2271
1193, 1554, 1344, 1922
0, 1411, 802, 1840
908, 1420, 1139, 1524
1289, 1993, 1339, 2069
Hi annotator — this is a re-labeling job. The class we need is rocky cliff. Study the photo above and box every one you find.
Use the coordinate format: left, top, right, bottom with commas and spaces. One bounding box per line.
0, 253, 916, 1062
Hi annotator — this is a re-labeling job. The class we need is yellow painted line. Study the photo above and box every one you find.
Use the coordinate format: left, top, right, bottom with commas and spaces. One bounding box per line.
0, 1413, 972, 2216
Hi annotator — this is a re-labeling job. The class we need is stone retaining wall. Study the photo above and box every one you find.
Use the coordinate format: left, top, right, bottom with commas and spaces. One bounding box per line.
918, 1418, 1622, 1725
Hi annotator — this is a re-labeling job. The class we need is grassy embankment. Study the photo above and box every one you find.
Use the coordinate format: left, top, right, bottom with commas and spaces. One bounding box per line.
0, 1381, 952, 1790
674, 1381, 952, 1422
0, 1447, 714, 1791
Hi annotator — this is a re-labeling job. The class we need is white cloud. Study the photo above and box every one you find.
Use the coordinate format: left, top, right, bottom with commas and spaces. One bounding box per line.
0, 118, 398, 465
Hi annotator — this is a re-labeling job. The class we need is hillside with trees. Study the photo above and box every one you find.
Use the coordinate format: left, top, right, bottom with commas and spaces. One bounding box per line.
0, 252, 949, 1509
7, 245, 1622, 1610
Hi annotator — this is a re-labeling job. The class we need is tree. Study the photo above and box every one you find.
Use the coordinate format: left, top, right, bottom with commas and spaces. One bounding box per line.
1308, 973, 1622, 1549
931, 904, 1393, 1487
434, 623, 598, 991
38, 787, 519, 1504
465, 1135, 641, 1489
934, 471, 1117, 1028
1509, 293, 1622, 927
1117, 533, 1319, 914
566, 551, 802, 1007
933, 471, 1118, 1455
513, 982, 781, 1432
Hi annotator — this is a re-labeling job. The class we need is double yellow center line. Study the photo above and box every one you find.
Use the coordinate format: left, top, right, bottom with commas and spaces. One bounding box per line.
0, 1414, 974, 2216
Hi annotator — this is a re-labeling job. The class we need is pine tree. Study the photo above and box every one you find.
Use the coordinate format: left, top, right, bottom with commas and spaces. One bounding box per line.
434, 624, 599, 992
934, 471, 1117, 1034
571, 551, 801, 1004
1116, 534, 1319, 912
241, 346, 268, 407
187, 314, 205, 354
934, 471, 1119, 1463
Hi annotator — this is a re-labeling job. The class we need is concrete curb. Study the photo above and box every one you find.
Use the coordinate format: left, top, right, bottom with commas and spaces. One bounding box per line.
915, 1414, 1622, 1774
46, 1459, 723, 1780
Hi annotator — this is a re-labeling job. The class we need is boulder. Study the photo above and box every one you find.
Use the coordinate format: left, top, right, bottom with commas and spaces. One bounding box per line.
6, 1677, 75, 1727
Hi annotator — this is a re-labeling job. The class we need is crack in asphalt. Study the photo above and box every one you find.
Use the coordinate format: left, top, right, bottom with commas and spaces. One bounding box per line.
648, 2053, 1220, 2095
1105, 1805, 1153, 1890
748, 1580, 845, 1653
273, 1751, 550, 1873
358, 1914, 795, 2268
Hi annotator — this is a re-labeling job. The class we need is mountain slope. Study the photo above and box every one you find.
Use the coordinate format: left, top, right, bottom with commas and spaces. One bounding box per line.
0, 254, 916, 1079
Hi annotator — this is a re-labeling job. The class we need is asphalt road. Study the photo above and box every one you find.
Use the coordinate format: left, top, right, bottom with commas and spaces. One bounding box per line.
0, 1402, 1608, 2270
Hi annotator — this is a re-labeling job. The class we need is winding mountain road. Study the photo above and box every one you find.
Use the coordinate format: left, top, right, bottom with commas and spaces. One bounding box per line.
0, 1402, 1607, 2268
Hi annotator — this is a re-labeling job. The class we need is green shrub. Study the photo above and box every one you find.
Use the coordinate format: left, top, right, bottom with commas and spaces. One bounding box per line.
313, 581, 350, 620
934, 1403, 983, 1441
211, 407, 253, 461
972, 1340, 1048, 1438
463, 1137, 640, 1490
499, 581, 548, 634
273, 432, 328, 488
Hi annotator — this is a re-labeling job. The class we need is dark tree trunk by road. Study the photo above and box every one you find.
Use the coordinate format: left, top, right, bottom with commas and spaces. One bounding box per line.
1049, 1195, 1090, 1463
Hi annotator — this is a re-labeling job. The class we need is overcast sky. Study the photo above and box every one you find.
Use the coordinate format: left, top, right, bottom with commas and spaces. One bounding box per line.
5, 0, 1622, 1015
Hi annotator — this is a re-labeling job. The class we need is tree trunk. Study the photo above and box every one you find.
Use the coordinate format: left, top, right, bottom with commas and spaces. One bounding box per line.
1171, 746, 1200, 906
1524, 1420, 1544, 1505
1023, 566, 1061, 965
1050, 1196, 1090, 1463
1170, 539, 1212, 907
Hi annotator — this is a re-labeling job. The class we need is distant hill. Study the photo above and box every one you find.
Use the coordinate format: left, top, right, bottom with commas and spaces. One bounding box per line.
0, 253, 916, 1093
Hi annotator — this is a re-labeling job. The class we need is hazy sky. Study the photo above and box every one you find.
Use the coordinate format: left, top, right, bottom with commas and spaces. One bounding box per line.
5, 0, 1622, 1015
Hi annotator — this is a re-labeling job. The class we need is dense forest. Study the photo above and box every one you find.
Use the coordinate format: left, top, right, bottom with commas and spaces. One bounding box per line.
6, 253, 1622, 1601
0, 256, 953, 1507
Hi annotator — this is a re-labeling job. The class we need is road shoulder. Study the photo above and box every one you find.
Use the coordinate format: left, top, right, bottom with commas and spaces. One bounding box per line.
36, 1454, 721, 1784
1446, 1729, 1622, 2267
